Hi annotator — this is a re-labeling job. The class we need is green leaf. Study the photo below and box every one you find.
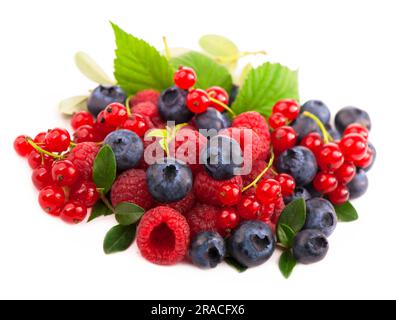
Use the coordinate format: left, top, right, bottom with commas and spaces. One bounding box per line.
170, 52, 233, 93
74, 52, 114, 85
224, 257, 248, 273
279, 250, 297, 279
115, 202, 145, 226
232, 62, 299, 118
238, 63, 253, 86
277, 224, 296, 248
199, 34, 239, 59
334, 201, 359, 222
103, 224, 136, 255
88, 200, 114, 222
58, 95, 88, 115
146, 129, 167, 139
93, 145, 117, 194
112, 22, 174, 95
277, 198, 306, 234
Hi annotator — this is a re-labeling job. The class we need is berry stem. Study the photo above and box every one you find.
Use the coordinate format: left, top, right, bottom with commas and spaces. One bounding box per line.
276, 242, 289, 250
242, 151, 275, 192
302, 111, 333, 144
25, 137, 64, 159
162, 36, 171, 60
125, 95, 133, 117
208, 97, 236, 117
100, 193, 115, 213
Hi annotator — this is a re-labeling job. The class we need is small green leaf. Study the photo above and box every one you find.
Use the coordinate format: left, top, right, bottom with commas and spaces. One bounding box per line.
103, 224, 136, 255
334, 201, 359, 222
93, 145, 117, 194
238, 63, 253, 86
277, 224, 296, 248
88, 200, 114, 222
277, 198, 306, 234
115, 202, 145, 226
279, 250, 297, 279
58, 95, 88, 115
199, 34, 239, 59
75, 52, 114, 85
224, 257, 248, 273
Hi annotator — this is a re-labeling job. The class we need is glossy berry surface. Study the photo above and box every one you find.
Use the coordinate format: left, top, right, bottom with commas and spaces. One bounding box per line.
344, 123, 369, 140
313, 172, 338, 194
71, 111, 94, 130
339, 133, 368, 162
293, 229, 329, 264
272, 99, 300, 121
217, 208, 240, 232
158, 86, 194, 124
335, 106, 371, 133
328, 184, 350, 205
195, 107, 231, 132
317, 143, 344, 172
73, 125, 97, 143
271, 126, 297, 154
189, 231, 225, 269
38, 185, 66, 216
174, 66, 197, 90
34, 132, 47, 146
32, 166, 53, 190
276, 173, 296, 196
87, 85, 126, 117
60, 201, 88, 224
284, 187, 311, 205
335, 162, 356, 184
207, 86, 229, 112
304, 198, 337, 236
354, 147, 374, 169
301, 100, 331, 124
28, 151, 53, 170
186, 89, 210, 114
269, 112, 287, 129
238, 196, 261, 220
103, 103, 128, 127
45, 128, 71, 153
51, 160, 78, 187
217, 183, 241, 206
300, 132, 323, 156
14, 135, 33, 157
256, 179, 282, 205
70, 181, 99, 207
121, 114, 148, 137
347, 169, 368, 199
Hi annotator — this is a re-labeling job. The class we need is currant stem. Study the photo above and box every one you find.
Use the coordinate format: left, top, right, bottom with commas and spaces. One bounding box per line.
125, 95, 133, 117
100, 193, 115, 213
25, 138, 64, 159
209, 97, 236, 117
242, 151, 275, 192
162, 36, 171, 60
302, 111, 333, 144
276, 242, 289, 250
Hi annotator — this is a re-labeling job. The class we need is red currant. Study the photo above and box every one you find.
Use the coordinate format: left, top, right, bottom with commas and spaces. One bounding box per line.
121, 114, 149, 137
344, 123, 369, 140
354, 148, 374, 169
51, 160, 78, 187
260, 203, 275, 222
174, 66, 197, 90
217, 183, 241, 206
313, 172, 338, 194
28, 151, 54, 169
217, 208, 240, 231
328, 184, 350, 205
45, 128, 71, 153
335, 162, 356, 184
70, 181, 99, 208
256, 179, 282, 205
186, 89, 210, 114
74, 125, 99, 143
206, 86, 229, 112
300, 132, 324, 156
34, 132, 47, 146
95, 111, 117, 138
103, 103, 128, 127
272, 99, 300, 121
271, 126, 297, 154
269, 112, 287, 129
339, 133, 368, 162
60, 201, 88, 224
276, 173, 296, 196
317, 142, 345, 171
14, 135, 33, 157
38, 185, 66, 216
238, 196, 261, 220
32, 166, 53, 190
71, 111, 95, 130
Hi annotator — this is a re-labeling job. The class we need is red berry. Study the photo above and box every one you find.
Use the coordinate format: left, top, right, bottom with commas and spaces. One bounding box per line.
354, 148, 374, 169
344, 123, 369, 140
71, 111, 94, 130
271, 126, 297, 154
14, 135, 33, 157
73, 125, 97, 143
32, 166, 53, 190
34, 132, 47, 146
269, 112, 287, 129
217, 208, 240, 231
121, 114, 149, 137
317, 142, 345, 171
313, 172, 338, 194
272, 99, 300, 121
38, 185, 66, 216
335, 162, 356, 184
45, 128, 71, 153
28, 151, 54, 169
174, 66, 197, 90
300, 132, 324, 156
186, 89, 210, 114
95, 111, 116, 139
51, 160, 78, 187
70, 181, 99, 208
256, 179, 282, 205
260, 203, 276, 222
206, 86, 229, 112
238, 196, 261, 220
339, 133, 368, 162
276, 173, 296, 196
217, 183, 242, 206
103, 103, 128, 127
60, 201, 88, 224
328, 184, 350, 205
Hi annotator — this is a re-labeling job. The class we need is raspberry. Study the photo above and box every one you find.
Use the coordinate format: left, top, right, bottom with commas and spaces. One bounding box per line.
132, 102, 164, 129
185, 203, 221, 238
193, 171, 243, 206
110, 169, 154, 210
242, 160, 276, 186
136, 206, 190, 265
67, 142, 100, 181
137, 136, 166, 170
270, 196, 285, 225
155, 190, 196, 215
130, 90, 160, 108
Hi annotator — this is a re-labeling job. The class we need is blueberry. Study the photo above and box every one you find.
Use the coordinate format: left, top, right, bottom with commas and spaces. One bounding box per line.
364, 142, 376, 172
293, 229, 329, 264
87, 85, 126, 117
292, 115, 322, 142
304, 198, 337, 236
229, 85, 239, 106
227, 220, 275, 267
158, 86, 194, 124
284, 187, 311, 205
347, 169, 368, 199
335, 106, 371, 133
104, 130, 143, 172
276, 146, 318, 186
189, 231, 225, 269
305, 183, 324, 198
201, 135, 243, 181
195, 107, 231, 134
301, 100, 331, 124
146, 158, 193, 203
325, 124, 342, 141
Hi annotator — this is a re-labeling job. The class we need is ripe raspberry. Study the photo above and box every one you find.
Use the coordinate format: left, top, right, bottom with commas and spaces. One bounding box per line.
130, 90, 160, 107
132, 101, 164, 128
185, 203, 221, 238
155, 190, 196, 215
110, 169, 154, 210
137, 136, 166, 170
193, 171, 243, 206
270, 197, 285, 226
67, 142, 100, 181
242, 160, 276, 186
136, 206, 190, 265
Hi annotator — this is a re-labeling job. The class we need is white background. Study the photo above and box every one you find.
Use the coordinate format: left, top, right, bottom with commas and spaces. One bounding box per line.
0, 0, 395, 300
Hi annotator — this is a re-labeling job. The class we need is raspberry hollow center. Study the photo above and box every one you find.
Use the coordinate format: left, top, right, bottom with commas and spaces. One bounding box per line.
149, 223, 176, 253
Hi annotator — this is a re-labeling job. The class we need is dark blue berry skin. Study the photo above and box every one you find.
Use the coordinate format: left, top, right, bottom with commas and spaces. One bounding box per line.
293, 229, 329, 264
104, 130, 143, 172
301, 100, 331, 124
195, 107, 231, 134
292, 115, 322, 142
189, 231, 225, 269
158, 86, 194, 124
364, 142, 376, 172
201, 135, 243, 181
227, 220, 275, 268
87, 85, 126, 117
146, 158, 193, 203
284, 187, 312, 205
335, 106, 371, 133
304, 198, 337, 237
347, 169, 368, 199
229, 85, 239, 106
325, 124, 342, 141
276, 146, 318, 187
306, 184, 323, 198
